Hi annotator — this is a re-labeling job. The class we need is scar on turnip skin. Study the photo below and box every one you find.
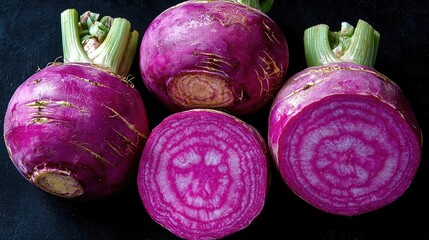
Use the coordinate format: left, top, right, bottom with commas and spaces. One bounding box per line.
263, 20, 281, 45
71, 141, 116, 168
25, 100, 84, 110
104, 140, 126, 159
102, 104, 147, 139
113, 128, 138, 153
32, 78, 43, 84
256, 51, 283, 98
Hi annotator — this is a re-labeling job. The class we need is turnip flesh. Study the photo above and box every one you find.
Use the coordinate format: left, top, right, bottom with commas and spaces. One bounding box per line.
3, 9, 148, 200
268, 20, 422, 216
138, 109, 269, 239
139, 0, 289, 115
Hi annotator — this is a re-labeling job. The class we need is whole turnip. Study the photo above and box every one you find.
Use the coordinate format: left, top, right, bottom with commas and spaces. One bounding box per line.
3, 9, 149, 200
139, 0, 289, 115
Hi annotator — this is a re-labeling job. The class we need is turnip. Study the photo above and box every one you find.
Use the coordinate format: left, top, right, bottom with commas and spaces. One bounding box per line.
137, 109, 269, 239
3, 9, 149, 200
139, 0, 289, 115
268, 20, 422, 216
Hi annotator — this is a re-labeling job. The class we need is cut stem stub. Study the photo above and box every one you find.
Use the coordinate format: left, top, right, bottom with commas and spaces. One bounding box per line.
61, 9, 139, 76
304, 19, 380, 67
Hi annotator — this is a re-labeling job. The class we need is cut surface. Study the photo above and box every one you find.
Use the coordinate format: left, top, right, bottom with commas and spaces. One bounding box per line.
277, 94, 420, 216
138, 109, 267, 239
167, 72, 234, 108
32, 169, 83, 198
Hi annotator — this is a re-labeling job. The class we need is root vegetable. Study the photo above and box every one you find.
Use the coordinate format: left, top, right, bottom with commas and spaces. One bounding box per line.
3, 9, 149, 200
268, 20, 422, 216
139, 0, 289, 115
137, 109, 269, 239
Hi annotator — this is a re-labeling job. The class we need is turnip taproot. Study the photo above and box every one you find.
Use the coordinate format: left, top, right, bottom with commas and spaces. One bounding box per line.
3, 9, 149, 200
137, 109, 269, 239
268, 20, 422, 216
139, 0, 289, 115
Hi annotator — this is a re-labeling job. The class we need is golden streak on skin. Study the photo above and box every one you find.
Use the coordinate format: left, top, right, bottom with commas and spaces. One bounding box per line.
194, 52, 233, 76
71, 142, 116, 168
282, 76, 330, 100
280, 66, 391, 101
29, 113, 69, 125
26, 100, 81, 109
201, 57, 233, 68
69, 74, 123, 95
32, 79, 43, 84
195, 52, 228, 59
195, 65, 228, 76
256, 51, 283, 98
303, 82, 315, 90
264, 31, 276, 44
262, 50, 281, 77
25, 98, 88, 125
56, 101, 78, 108
69, 74, 105, 87
30, 117, 50, 124
113, 129, 137, 155
26, 98, 83, 124
263, 20, 281, 45
255, 69, 267, 97
103, 105, 147, 139
104, 140, 126, 159
112, 128, 138, 149
25, 101, 48, 110
201, 59, 223, 69
25, 100, 88, 115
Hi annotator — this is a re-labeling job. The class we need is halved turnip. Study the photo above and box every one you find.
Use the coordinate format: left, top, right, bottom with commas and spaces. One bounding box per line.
268, 20, 422, 216
138, 109, 269, 239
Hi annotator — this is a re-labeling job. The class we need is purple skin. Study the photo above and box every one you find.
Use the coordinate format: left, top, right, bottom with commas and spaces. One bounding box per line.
4, 63, 149, 200
268, 62, 422, 216
140, 0, 289, 115
138, 109, 269, 239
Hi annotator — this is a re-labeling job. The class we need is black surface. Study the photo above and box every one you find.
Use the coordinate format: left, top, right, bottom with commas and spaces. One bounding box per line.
1, 0, 429, 239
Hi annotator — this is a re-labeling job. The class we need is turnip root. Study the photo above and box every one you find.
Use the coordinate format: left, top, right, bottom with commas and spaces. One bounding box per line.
139, 0, 289, 115
3, 9, 149, 200
137, 109, 269, 239
268, 20, 422, 216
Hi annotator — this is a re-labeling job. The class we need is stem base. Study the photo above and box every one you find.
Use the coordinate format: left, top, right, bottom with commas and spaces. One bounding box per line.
32, 168, 83, 198
167, 72, 234, 109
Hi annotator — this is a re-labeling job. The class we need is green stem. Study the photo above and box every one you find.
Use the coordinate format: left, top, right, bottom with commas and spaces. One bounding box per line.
118, 30, 139, 77
60, 9, 139, 76
260, 0, 274, 13
304, 19, 380, 67
88, 18, 131, 74
235, 0, 274, 13
61, 9, 91, 63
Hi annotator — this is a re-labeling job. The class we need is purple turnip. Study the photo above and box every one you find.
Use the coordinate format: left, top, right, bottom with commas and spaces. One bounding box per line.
268, 20, 422, 216
139, 0, 289, 115
3, 9, 149, 200
137, 109, 269, 239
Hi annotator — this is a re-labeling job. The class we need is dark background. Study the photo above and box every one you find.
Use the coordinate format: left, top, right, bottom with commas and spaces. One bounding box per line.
1, 0, 428, 239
